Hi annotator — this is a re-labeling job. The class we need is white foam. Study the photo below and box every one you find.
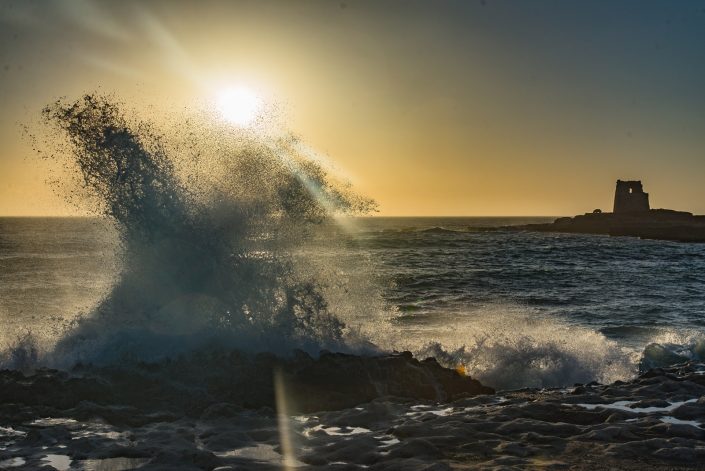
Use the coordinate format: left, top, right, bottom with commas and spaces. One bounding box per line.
41, 454, 71, 471
428, 407, 455, 416
215, 444, 305, 467
216, 443, 279, 459
31, 417, 78, 426
405, 405, 455, 417
414, 309, 639, 390
571, 398, 697, 414
378, 437, 400, 447
81, 457, 149, 471
293, 415, 313, 423
0, 426, 26, 438
306, 425, 372, 436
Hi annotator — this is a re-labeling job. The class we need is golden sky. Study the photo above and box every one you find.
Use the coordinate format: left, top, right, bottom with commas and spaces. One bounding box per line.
1, 0, 704, 216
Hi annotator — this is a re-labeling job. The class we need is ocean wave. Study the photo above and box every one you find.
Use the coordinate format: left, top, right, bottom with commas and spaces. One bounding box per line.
5, 94, 703, 394
639, 332, 705, 372
4, 94, 377, 369
412, 311, 639, 390
406, 306, 705, 390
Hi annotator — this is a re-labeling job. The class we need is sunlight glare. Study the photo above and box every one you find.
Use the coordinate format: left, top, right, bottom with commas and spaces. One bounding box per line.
216, 87, 261, 126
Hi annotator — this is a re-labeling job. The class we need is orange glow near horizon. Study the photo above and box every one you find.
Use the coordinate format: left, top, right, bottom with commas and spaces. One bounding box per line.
1, 1, 704, 217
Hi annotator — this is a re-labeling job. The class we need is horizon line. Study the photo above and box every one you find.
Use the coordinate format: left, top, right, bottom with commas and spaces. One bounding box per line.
0, 214, 562, 218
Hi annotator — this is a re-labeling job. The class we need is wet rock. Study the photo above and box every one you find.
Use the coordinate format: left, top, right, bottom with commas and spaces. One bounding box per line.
652, 446, 697, 461
494, 442, 535, 457
149, 448, 221, 469
671, 402, 705, 420
649, 423, 705, 440
580, 425, 639, 442
23, 426, 72, 445
388, 438, 442, 459
322, 399, 407, 428
199, 403, 245, 420
279, 351, 494, 412
604, 412, 632, 423
630, 399, 670, 408
5, 359, 705, 470
0, 349, 493, 415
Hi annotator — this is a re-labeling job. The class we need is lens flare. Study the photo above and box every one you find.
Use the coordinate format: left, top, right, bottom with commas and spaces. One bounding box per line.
216, 87, 261, 126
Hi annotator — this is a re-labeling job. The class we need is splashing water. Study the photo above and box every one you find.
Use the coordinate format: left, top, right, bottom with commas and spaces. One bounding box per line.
413, 308, 639, 390
36, 94, 377, 366
4, 95, 699, 389
0, 331, 41, 372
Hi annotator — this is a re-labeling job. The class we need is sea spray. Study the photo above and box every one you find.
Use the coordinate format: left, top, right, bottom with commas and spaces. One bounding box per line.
413, 308, 639, 390
4, 95, 698, 388
38, 94, 377, 366
0, 331, 41, 373
639, 331, 705, 372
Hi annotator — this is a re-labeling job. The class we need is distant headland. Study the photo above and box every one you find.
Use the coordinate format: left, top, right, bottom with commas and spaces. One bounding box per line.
499, 180, 705, 243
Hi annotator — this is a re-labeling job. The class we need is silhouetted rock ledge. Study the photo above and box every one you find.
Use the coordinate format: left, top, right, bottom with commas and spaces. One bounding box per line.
485, 179, 705, 242
0, 350, 493, 415
280, 350, 494, 412
492, 209, 705, 243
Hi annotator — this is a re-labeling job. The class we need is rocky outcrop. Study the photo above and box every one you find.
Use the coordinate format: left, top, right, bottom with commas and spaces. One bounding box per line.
279, 351, 493, 412
500, 209, 705, 243
488, 180, 705, 242
2, 360, 705, 470
0, 350, 493, 416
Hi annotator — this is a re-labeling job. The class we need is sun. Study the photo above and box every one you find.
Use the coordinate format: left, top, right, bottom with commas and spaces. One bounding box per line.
215, 87, 262, 126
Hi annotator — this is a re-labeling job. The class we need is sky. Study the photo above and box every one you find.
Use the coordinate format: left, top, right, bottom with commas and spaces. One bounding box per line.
0, 0, 704, 216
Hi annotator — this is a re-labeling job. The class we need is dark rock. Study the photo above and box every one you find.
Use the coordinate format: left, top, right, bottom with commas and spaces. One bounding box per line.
149, 448, 221, 469
483, 180, 705, 243
199, 402, 245, 420
581, 425, 639, 441
629, 399, 670, 408
23, 426, 72, 445
494, 441, 535, 457
652, 446, 698, 462
388, 438, 442, 459
279, 351, 493, 412
0, 349, 493, 415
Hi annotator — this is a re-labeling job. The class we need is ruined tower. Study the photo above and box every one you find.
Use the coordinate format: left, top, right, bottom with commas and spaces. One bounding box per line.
613, 180, 650, 214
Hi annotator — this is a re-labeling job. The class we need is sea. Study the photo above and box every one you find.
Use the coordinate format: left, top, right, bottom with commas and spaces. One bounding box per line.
2, 96, 705, 469
2, 215, 704, 391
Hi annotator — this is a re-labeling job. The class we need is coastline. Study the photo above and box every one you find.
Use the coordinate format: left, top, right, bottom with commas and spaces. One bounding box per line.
1, 355, 704, 469
488, 210, 705, 243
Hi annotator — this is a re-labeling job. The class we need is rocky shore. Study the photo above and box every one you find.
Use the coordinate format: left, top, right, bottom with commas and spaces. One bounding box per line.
491, 209, 705, 243
0, 350, 492, 415
1, 352, 705, 469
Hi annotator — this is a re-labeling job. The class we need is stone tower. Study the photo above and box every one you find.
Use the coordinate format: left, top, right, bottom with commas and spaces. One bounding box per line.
613, 180, 650, 214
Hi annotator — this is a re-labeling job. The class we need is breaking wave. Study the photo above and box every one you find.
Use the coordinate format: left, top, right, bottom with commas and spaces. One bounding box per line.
2, 94, 701, 392
638, 332, 705, 372
410, 307, 705, 390
412, 311, 638, 390
26, 94, 378, 367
